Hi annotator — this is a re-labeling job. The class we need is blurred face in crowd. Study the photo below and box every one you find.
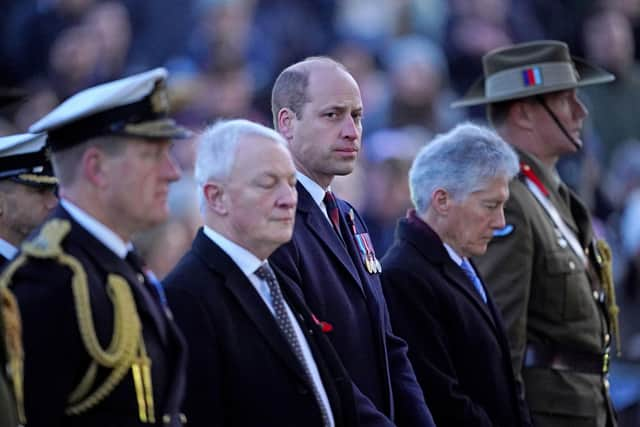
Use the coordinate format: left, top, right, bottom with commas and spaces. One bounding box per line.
0, 182, 58, 246
441, 175, 510, 258
210, 135, 297, 259
286, 61, 363, 189
103, 138, 180, 237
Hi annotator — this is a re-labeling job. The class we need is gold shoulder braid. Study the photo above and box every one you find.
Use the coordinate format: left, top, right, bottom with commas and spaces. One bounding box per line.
0, 219, 156, 423
0, 285, 24, 423
596, 239, 621, 357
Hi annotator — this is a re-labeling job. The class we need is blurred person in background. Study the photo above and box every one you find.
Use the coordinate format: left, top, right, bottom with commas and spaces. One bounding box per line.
360, 128, 426, 255
382, 35, 464, 133
581, 5, 640, 170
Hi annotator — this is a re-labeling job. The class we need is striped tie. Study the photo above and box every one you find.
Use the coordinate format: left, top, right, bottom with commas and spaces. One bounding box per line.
323, 191, 341, 234
255, 263, 332, 426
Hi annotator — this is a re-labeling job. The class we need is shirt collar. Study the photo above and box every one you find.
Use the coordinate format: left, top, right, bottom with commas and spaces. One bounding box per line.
0, 238, 17, 260
202, 225, 263, 278
60, 198, 129, 259
443, 242, 464, 266
296, 171, 329, 209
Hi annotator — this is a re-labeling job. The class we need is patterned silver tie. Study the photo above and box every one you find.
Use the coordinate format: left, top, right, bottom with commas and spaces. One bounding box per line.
255, 263, 331, 427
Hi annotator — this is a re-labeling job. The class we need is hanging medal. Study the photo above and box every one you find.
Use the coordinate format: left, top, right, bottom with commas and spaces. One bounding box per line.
347, 209, 382, 274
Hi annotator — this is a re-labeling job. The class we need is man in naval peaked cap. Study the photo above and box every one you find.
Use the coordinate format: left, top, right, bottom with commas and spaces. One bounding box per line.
0, 133, 57, 265
1, 68, 190, 427
0, 132, 56, 427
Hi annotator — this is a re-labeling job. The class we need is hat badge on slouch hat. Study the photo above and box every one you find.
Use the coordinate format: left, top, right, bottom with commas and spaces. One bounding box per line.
0, 133, 57, 187
452, 40, 615, 108
29, 67, 192, 152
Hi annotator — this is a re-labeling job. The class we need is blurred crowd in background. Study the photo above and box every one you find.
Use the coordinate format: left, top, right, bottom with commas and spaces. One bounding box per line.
2, 0, 640, 402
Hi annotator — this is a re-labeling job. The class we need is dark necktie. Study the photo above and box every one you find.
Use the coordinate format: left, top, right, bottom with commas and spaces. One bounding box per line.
255, 263, 331, 427
460, 259, 488, 303
126, 249, 167, 307
323, 191, 342, 237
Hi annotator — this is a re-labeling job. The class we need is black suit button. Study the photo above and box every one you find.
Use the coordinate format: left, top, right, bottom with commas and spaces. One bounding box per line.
297, 385, 309, 395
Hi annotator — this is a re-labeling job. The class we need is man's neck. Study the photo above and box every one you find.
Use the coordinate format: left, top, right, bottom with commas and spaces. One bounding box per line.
63, 192, 132, 242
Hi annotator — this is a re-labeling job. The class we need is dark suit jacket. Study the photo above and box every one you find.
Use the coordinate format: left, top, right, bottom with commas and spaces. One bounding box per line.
270, 183, 434, 427
381, 215, 532, 427
8, 206, 187, 427
164, 229, 367, 427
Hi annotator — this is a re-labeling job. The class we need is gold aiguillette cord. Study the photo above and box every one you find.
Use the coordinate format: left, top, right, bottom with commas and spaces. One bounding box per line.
132, 340, 155, 423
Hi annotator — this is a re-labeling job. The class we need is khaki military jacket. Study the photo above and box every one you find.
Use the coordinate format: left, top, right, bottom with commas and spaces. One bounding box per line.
475, 150, 615, 426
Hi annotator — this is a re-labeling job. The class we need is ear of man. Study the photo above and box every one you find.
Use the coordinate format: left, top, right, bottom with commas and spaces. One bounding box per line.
81, 146, 112, 189
509, 100, 536, 131
276, 108, 296, 141
431, 188, 451, 216
203, 181, 228, 215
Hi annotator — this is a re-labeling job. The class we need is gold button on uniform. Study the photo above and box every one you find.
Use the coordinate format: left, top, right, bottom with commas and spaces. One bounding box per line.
605, 334, 611, 345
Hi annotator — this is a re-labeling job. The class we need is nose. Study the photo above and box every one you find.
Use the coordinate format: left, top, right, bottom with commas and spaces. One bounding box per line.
162, 151, 181, 182
340, 115, 360, 141
573, 93, 588, 119
492, 208, 506, 230
277, 183, 298, 210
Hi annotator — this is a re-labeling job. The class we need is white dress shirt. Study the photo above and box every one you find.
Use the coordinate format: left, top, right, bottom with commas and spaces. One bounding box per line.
296, 172, 335, 227
61, 199, 130, 259
202, 226, 334, 426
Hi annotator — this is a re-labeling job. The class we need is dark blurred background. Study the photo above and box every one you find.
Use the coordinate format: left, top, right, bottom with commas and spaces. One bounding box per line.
2, 1, 640, 423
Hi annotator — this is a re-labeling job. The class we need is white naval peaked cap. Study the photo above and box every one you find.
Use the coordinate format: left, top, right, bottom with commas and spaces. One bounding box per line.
0, 133, 57, 186
29, 67, 192, 151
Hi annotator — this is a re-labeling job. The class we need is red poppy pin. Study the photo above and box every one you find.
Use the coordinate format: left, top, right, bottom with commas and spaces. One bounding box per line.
311, 314, 333, 333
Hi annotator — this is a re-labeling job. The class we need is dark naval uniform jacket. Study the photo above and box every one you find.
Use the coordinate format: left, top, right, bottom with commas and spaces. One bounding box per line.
164, 228, 377, 427
381, 213, 532, 427
0, 295, 18, 427
270, 181, 435, 427
0, 241, 18, 427
474, 150, 616, 427
6, 205, 187, 427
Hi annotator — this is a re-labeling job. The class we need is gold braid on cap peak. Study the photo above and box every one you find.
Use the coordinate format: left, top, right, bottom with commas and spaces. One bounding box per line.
596, 239, 621, 356
16, 173, 58, 185
1, 219, 152, 422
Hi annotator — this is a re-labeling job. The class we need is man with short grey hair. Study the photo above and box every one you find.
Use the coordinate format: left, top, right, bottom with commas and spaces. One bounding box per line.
454, 40, 618, 426
381, 122, 531, 427
164, 118, 367, 427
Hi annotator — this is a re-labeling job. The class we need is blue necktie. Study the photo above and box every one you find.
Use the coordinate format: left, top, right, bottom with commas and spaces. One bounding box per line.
460, 259, 488, 304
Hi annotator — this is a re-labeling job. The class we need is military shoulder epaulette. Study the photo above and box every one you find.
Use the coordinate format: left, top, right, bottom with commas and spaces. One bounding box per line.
21, 218, 71, 259
0, 218, 152, 422
0, 221, 68, 425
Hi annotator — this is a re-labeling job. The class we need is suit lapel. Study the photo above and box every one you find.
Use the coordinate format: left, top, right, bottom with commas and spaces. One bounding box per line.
191, 231, 309, 382
399, 218, 498, 332
297, 184, 364, 294
57, 206, 170, 346
441, 261, 497, 331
